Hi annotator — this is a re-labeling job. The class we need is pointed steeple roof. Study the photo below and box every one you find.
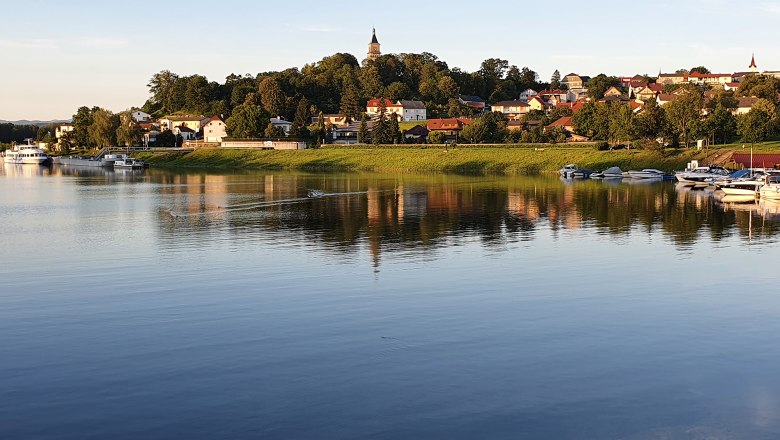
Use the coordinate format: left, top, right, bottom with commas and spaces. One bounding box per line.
749, 53, 757, 69
371, 28, 379, 44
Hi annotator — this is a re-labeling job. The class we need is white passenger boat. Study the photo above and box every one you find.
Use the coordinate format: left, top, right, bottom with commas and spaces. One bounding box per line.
3, 141, 49, 165
627, 169, 665, 179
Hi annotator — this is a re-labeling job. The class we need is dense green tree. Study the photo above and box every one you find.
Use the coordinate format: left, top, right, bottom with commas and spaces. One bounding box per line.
437, 76, 459, 100
703, 103, 737, 145
609, 103, 635, 146
258, 77, 286, 117
586, 74, 622, 99
116, 111, 141, 147
372, 100, 390, 144
358, 114, 369, 143
550, 69, 561, 89
665, 88, 703, 148
88, 108, 118, 147
738, 108, 773, 146
291, 97, 311, 136
689, 66, 711, 74
264, 123, 285, 138
155, 130, 177, 148
71, 106, 93, 147
427, 130, 445, 144
339, 86, 361, 120
225, 104, 269, 138
633, 98, 666, 140
736, 75, 780, 104
389, 113, 402, 144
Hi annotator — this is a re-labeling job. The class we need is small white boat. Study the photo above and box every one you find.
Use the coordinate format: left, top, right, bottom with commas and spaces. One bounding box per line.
599, 166, 624, 179
759, 173, 780, 200
3, 141, 49, 165
627, 169, 665, 179
559, 164, 578, 178
114, 158, 146, 169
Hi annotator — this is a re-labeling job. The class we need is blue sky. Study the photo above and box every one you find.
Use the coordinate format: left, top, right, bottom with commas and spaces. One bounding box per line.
2, 0, 779, 120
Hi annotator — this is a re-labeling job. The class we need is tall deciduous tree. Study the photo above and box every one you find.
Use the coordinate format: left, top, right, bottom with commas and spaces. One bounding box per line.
738, 108, 773, 146
116, 111, 141, 147
550, 70, 561, 89
665, 88, 703, 148
586, 74, 622, 99
258, 77, 286, 117
88, 108, 118, 147
225, 104, 269, 138
72, 106, 93, 147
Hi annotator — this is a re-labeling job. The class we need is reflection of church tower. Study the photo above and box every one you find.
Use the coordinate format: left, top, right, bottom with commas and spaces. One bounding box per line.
367, 28, 381, 62
749, 53, 758, 73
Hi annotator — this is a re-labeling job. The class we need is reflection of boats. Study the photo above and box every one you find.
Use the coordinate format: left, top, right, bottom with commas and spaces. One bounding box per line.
759, 174, 780, 200
627, 169, 665, 179
3, 141, 49, 164
717, 194, 757, 204
571, 169, 592, 178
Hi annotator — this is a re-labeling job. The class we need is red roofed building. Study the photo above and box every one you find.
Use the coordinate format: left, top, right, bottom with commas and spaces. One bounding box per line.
204, 115, 227, 142
427, 118, 472, 139
732, 153, 780, 169
544, 116, 589, 141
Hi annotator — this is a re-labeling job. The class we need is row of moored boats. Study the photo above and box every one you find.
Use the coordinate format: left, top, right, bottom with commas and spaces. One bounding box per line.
2, 143, 146, 169
560, 161, 780, 201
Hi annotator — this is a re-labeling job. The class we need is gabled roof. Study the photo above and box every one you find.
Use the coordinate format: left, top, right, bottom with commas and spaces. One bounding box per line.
492, 100, 529, 107
270, 118, 292, 125
427, 118, 471, 130
175, 125, 195, 133
208, 115, 224, 123
366, 98, 397, 108
404, 125, 429, 136
648, 83, 663, 93
546, 116, 573, 128
458, 94, 485, 103
738, 96, 759, 108
657, 93, 677, 102
398, 99, 426, 109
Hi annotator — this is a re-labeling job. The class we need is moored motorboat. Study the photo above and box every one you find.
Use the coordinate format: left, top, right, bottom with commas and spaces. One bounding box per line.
759, 173, 780, 200
559, 164, 578, 178
675, 166, 730, 186
627, 169, 665, 179
114, 157, 146, 169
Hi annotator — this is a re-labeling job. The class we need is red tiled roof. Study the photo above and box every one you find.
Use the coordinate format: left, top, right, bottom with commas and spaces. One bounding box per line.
366, 98, 399, 108
546, 116, 573, 128
629, 100, 643, 109
208, 115, 224, 122
648, 84, 663, 93
427, 118, 472, 131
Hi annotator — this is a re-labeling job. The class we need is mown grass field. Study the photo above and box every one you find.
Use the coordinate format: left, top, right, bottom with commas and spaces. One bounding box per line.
134, 144, 732, 174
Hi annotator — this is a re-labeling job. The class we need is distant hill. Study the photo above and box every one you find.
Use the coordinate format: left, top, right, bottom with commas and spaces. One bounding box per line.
0, 119, 70, 126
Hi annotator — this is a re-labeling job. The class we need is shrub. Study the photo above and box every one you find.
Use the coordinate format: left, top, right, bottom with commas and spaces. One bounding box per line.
595, 141, 610, 151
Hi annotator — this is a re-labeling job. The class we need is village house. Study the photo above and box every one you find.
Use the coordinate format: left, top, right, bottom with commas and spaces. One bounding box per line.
528, 96, 548, 112
566, 88, 588, 102
403, 124, 429, 142
331, 121, 374, 144
519, 88, 538, 102
458, 95, 486, 112
365, 98, 427, 121
173, 125, 197, 140
656, 93, 677, 106
270, 118, 293, 135
656, 73, 687, 85
735, 97, 759, 115
55, 123, 74, 140
686, 72, 734, 86
131, 110, 151, 122
562, 73, 589, 89
312, 114, 349, 126
491, 100, 530, 119
603, 86, 623, 98
724, 82, 741, 92
538, 89, 569, 105
203, 116, 227, 142
544, 116, 589, 142
426, 118, 471, 140
159, 116, 210, 132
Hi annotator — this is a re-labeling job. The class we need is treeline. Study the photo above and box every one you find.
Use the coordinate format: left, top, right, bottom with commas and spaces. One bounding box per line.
141, 53, 553, 123
0, 123, 54, 145
61, 107, 152, 151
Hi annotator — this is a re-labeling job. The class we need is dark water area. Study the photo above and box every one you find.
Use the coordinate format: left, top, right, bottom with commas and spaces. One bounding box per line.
3, 164, 780, 439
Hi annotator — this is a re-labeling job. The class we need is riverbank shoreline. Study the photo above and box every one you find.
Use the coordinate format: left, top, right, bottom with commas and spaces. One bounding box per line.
134, 146, 732, 175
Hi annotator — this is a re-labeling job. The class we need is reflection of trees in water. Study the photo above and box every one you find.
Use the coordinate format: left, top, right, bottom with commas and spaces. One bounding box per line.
154, 172, 780, 267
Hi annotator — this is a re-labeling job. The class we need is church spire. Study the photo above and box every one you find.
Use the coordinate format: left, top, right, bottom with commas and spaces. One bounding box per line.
749, 53, 757, 72
367, 28, 381, 62
371, 27, 379, 44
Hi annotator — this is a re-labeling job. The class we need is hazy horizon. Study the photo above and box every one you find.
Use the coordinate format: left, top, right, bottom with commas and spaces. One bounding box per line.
2, 0, 778, 120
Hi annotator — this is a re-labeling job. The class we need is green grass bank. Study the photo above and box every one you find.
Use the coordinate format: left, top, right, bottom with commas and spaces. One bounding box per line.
134, 143, 779, 175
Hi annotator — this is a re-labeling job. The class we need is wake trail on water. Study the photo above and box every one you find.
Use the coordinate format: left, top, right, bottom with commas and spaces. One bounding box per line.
165, 189, 386, 218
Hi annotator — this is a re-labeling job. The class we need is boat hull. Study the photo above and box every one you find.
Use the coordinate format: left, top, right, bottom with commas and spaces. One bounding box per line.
4, 157, 48, 165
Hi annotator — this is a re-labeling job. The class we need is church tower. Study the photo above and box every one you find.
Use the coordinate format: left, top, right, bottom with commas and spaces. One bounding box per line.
749, 53, 758, 73
367, 28, 381, 62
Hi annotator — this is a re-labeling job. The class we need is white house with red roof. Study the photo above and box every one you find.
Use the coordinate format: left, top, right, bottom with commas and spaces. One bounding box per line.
203, 116, 227, 142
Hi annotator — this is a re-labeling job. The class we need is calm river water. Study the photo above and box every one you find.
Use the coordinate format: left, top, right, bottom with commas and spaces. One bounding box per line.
3, 164, 780, 439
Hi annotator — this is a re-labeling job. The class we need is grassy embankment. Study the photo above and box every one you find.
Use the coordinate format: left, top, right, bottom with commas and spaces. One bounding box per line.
132, 142, 753, 174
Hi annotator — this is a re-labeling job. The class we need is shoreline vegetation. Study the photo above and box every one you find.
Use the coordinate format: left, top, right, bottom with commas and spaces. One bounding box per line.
131, 143, 776, 175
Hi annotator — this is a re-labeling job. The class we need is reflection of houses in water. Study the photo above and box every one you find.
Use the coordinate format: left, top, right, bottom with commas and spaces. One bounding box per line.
396, 186, 427, 223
